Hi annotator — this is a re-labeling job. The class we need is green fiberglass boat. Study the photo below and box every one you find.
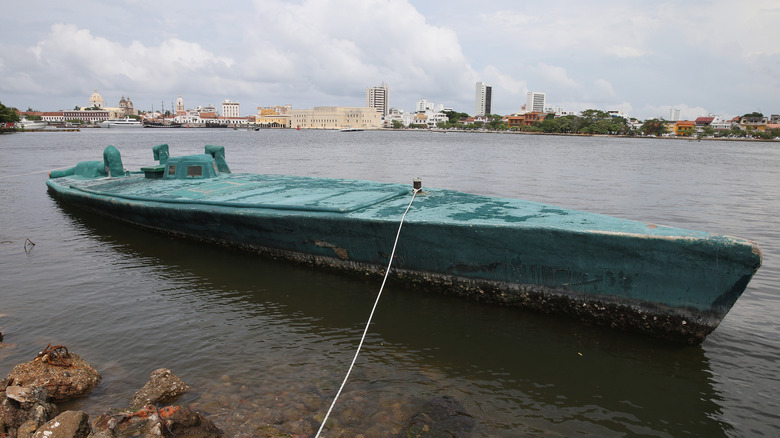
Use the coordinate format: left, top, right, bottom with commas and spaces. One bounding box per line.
47, 144, 762, 344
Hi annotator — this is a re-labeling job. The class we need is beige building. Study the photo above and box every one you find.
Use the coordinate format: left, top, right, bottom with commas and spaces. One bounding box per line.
255, 105, 292, 128
290, 106, 383, 129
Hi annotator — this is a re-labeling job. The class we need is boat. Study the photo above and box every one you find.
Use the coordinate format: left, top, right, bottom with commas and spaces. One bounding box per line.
46, 144, 762, 344
99, 117, 143, 128
142, 119, 182, 128
340, 127, 364, 132
16, 118, 48, 130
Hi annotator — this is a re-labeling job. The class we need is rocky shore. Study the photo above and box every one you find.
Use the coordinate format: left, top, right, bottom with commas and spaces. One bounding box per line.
0, 341, 477, 437
1, 344, 220, 437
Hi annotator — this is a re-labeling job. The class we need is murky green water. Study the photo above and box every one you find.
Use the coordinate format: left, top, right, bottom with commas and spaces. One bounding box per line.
1, 129, 778, 436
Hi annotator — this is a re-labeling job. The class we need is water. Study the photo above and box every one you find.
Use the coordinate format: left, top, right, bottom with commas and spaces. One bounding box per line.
1, 129, 778, 437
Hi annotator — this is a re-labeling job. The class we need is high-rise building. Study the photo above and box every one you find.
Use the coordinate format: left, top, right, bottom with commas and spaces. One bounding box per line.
222, 99, 240, 118
366, 83, 389, 117
475, 82, 492, 116
526, 92, 546, 113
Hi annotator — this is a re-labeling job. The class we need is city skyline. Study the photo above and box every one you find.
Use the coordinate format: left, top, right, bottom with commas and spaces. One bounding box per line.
1, 1, 778, 120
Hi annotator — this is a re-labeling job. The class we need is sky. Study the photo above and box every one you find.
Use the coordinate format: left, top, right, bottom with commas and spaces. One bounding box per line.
1, 0, 778, 121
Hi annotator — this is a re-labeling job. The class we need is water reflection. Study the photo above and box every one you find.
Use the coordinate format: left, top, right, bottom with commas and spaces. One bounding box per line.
49, 196, 730, 436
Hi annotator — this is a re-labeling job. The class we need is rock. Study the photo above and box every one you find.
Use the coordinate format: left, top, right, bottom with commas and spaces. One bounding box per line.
89, 405, 222, 438
130, 368, 190, 409
4, 347, 101, 402
33, 410, 91, 438
0, 385, 58, 436
404, 396, 476, 437
5, 385, 37, 403
17, 419, 39, 438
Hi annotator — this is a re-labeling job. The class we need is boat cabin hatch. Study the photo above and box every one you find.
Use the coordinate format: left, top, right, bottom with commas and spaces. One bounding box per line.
163, 155, 220, 179
140, 144, 231, 180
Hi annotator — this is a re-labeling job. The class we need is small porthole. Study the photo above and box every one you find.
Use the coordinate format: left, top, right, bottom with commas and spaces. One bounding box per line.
168, 164, 176, 175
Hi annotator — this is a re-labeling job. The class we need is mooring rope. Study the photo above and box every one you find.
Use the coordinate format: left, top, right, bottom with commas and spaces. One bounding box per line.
0, 166, 71, 179
315, 187, 421, 438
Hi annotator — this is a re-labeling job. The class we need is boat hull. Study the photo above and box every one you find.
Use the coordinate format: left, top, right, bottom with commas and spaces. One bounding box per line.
46, 169, 762, 344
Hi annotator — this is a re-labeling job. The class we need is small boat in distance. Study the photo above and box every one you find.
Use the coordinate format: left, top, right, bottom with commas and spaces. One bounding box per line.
340, 127, 364, 132
16, 118, 48, 130
142, 119, 182, 128
46, 144, 762, 344
99, 117, 143, 128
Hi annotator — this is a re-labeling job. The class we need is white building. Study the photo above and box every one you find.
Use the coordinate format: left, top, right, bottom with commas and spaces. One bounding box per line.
416, 98, 435, 113
222, 99, 240, 118
526, 92, 546, 113
475, 82, 492, 116
366, 83, 389, 118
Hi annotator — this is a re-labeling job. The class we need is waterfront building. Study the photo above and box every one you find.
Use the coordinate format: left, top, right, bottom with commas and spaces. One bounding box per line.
255, 105, 292, 128
672, 120, 696, 136
607, 110, 629, 119
41, 112, 64, 122
193, 104, 219, 115
526, 92, 546, 113
63, 109, 109, 123
176, 94, 185, 114
740, 116, 768, 132
119, 96, 136, 116
416, 98, 434, 113
506, 112, 546, 129
366, 83, 389, 118
290, 106, 383, 130
88, 89, 104, 109
475, 82, 492, 116
222, 99, 240, 118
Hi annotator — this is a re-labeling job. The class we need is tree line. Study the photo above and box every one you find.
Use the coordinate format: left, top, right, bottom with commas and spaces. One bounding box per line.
410, 109, 779, 139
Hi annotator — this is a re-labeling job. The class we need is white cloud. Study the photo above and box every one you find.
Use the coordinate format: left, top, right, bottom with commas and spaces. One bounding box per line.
593, 79, 616, 98
604, 46, 647, 58
1, 0, 779, 118
537, 63, 579, 89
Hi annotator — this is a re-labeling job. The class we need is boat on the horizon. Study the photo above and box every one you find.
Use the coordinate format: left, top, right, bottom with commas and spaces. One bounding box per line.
99, 117, 143, 128
46, 144, 762, 344
16, 118, 48, 130
142, 119, 182, 128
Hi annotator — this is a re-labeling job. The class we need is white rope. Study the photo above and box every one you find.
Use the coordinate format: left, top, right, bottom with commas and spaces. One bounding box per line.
315, 188, 421, 438
0, 166, 71, 179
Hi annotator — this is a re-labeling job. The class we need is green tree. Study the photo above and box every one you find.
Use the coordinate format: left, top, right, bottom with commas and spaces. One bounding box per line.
640, 119, 668, 136
442, 110, 469, 124
487, 115, 506, 130
0, 102, 20, 124
391, 120, 404, 129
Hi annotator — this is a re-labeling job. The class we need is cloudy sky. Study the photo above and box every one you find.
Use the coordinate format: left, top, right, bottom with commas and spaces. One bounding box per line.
1, 0, 778, 120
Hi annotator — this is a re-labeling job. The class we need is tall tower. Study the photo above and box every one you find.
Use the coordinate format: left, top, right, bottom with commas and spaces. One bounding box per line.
526, 92, 546, 113
475, 82, 492, 116
176, 94, 184, 114
366, 82, 389, 117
